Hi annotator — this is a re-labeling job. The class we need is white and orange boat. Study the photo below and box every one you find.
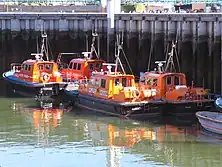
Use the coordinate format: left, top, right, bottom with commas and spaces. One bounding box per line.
139, 41, 215, 115
70, 35, 164, 118
2, 33, 67, 101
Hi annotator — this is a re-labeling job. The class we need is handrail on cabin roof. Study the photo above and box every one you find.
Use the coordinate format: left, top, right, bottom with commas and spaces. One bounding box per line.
59, 52, 80, 55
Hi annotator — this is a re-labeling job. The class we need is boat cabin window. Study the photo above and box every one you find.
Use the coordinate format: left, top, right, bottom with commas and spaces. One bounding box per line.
95, 78, 100, 87
101, 79, 106, 88
24, 64, 28, 71
23, 64, 31, 71
166, 76, 172, 85
45, 64, 53, 71
77, 63, 81, 70
39, 64, 44, 70
122, 78, 127, 87
115, 78, 120, 86
68, 62, 73, 69
88, 62, 102, 71
88, 64, 93, 71
145, 78, 157, 86
95, 62, 102, 69
27, 65, 31, 71
153, 78, 158, 86
73, 63, 77, 70
21, 64, 25, 70
174, 76, 180, 85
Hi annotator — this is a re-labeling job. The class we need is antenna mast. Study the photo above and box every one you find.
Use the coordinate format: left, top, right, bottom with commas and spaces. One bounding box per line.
114, 33, 125, 74
164, 41, 180, 72
39, 25, 49, 61
90, 27, 99, 59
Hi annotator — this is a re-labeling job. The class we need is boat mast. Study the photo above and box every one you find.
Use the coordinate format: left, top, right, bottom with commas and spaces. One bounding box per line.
40, 32, 49, 61
114, 33, 125, 74
90, 28, 99, 59
164, 41, 180, 72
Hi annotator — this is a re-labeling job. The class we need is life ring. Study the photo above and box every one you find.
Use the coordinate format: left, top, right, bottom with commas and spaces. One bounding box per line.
132, 89, 141, 99
40, 73, 50, 83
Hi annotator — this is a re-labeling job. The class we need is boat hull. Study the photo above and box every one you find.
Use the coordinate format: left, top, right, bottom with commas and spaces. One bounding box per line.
3, 71, 67, 101
75, 92, 164, 119
165, 100, 215, 116
196, 111, 222, 135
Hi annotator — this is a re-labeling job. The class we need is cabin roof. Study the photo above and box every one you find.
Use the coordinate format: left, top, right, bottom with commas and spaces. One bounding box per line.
70, 58, 105, 64
22, 59, 55, 65
92, 73, 134, 79
145, 71, 185, 78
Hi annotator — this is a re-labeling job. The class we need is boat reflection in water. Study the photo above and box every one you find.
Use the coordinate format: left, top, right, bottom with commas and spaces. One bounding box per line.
9, 101, 222, 167
196, 128, 222, 144
11, 101, 69, 146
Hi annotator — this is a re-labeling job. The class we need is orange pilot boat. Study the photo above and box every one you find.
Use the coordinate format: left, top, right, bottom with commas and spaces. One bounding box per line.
73, 37, 164, 119
56, 31, 105, 83
2, 33, 67, 101
139, 41, 215, 115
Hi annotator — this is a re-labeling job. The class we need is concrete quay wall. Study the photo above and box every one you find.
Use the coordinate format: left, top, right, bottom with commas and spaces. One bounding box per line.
0, 13, 221, 41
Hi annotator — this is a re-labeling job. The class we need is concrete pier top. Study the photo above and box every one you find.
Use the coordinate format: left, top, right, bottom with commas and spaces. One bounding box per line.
0, 12, 222, 21
0, 12, 221, 41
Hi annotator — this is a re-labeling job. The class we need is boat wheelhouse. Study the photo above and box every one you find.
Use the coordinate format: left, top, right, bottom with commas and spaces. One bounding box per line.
58, 52, 105, 82
56, 31, 106, 83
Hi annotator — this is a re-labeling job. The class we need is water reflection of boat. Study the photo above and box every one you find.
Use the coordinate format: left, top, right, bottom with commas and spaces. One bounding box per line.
6, 100, 222, 166
196, 128, 222, 144
12, 101, 66, 128
11, 101, 68, 146
80, 116, 210, 167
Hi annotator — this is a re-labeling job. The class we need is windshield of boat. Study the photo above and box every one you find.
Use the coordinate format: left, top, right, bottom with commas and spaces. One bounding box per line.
114, 77, 132, 87
145, 77, 158, 87
88, 62, 103, 71
38, 63, 54, 72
